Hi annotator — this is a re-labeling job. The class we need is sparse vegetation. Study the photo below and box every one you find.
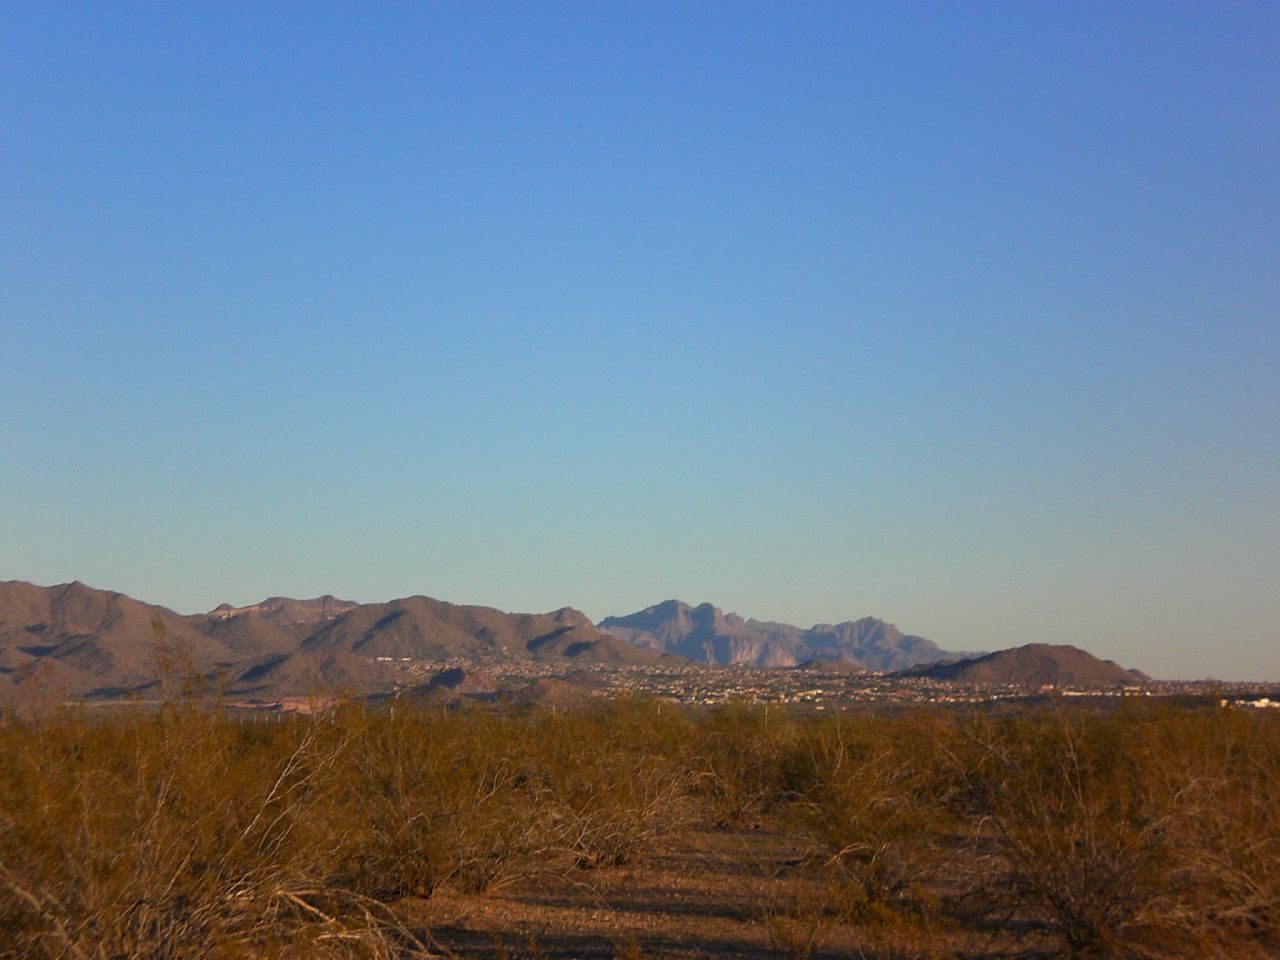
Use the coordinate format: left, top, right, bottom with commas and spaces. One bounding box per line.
1, 657, 1276, 958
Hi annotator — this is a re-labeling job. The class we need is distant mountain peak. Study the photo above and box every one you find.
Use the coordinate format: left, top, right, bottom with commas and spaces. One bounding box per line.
545, 607, 595, 629
897, 643, 1144, 687
599, 601, 956, 669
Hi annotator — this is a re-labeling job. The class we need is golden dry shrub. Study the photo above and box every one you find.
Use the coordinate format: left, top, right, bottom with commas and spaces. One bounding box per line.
0, 699, 411, 959
952, 703, 1280, 958
324, 703, 556, 899
1130, 705, 1280, 957
689, 702, 797, 827
530, 697, 693, 869
785, 713, 965, 944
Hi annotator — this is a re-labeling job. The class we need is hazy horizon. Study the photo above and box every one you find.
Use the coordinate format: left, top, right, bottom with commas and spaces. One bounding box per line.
3, 4, 1277, 682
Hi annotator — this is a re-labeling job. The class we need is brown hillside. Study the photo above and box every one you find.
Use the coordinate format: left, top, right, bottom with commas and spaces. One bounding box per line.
899, 643, 1142, 687
0, 580, 656, 703
227, 650, 398, 698
0, 580, 238, 699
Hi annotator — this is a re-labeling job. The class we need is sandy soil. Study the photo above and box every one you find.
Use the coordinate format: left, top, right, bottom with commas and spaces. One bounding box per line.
411, 826, 1041, 960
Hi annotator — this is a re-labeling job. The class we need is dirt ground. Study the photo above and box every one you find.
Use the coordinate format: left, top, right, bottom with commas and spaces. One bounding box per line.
413, 826, 1044, 960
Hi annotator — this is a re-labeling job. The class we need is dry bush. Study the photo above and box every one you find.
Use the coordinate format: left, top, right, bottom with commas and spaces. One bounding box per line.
790, 715, 961, 915
5, 660, 1276, 960
0, 620, 437, 959
1131, 705, 1280, 956
954, 708, 1176, 956
328, 698, 693, 894
691, 703, 797, 827
532, 698, 693, 869
328, 704, 556, 899
773, 714, 966, 960
951, 703, 1280, 958
770, 705, 1280, 958
760, 892, 831, 960
0, 699, 423, 958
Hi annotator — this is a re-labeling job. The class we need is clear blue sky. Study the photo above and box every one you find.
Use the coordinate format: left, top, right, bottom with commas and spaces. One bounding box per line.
2, 3, 1276, 679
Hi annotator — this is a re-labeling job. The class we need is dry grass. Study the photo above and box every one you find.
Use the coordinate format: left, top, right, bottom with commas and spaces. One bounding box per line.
1, 642, 1276, 959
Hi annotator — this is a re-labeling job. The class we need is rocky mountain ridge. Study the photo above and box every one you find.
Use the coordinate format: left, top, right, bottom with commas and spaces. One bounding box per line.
0, 580, 660, 703
0, 580, 1153, 703
598, 599, 967, 670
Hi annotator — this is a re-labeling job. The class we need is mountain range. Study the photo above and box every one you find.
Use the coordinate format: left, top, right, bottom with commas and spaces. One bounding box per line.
598, 599, 970, 669
0, 580, 1148, 702
0, 580, 659, 703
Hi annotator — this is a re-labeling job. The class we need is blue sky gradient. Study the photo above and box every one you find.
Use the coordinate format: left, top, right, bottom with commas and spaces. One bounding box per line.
3, 3, 1277, 678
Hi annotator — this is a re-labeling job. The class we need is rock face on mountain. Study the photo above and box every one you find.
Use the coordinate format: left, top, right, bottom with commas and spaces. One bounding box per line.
0, 580, 663, 703
599, 600, 959, 669
897, 643, 1142, 688
209, 596, 359, 626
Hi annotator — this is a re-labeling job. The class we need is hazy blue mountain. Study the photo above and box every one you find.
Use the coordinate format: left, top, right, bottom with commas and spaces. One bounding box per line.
599, 599, 963, 669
